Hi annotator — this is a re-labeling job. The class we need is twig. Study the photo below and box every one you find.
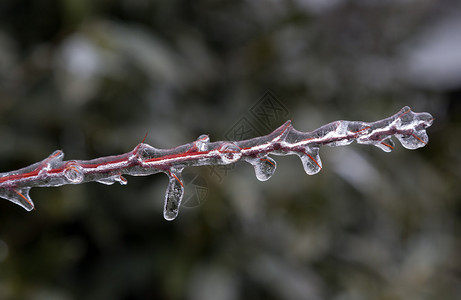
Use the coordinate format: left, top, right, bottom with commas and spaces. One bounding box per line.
0, 106, 433, 220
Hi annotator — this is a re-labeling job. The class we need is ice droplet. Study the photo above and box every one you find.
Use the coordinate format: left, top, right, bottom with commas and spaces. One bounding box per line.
64, 162, 84, 183
297, 147, 322, 175
96, 174, 128, 185
164, 169, 184, 221
246, 156, 277, 181
196, 134, 210, 151
96, 177, 117, 185
396, 131, 428, 149
218, 143, 242, 164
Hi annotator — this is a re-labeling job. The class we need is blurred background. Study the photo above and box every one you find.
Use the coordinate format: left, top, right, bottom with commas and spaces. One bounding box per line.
0, 0, 460, 299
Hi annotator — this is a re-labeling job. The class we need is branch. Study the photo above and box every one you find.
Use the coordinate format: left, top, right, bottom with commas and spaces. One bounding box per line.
0, 106, 433, 220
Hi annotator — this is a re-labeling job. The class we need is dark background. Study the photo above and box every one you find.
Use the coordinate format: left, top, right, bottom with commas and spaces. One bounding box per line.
0, 1, 460, 299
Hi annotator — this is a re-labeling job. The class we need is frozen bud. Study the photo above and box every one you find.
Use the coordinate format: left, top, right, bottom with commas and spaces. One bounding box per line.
218, 143, 242, 164
64, 162, 84, 184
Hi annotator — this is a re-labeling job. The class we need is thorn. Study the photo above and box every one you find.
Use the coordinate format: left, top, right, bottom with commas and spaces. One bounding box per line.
398, 106, 411, 118
119, 175, 128, 184
302, 151, 322, 169
168, 170, 184, 187
13, 189, 34, 208
412, 134, 427, 145
352, 126, 370, 134
307, 154, 322, 169
141, 131, 149, 144
381, 142, 394, 149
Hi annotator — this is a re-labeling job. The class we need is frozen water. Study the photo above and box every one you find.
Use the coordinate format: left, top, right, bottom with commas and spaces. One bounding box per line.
396, 131, 428, 150
325, 122, 354, 147
96, 174, 128, 185
218, 143, 242, 164
96, 177, 117, 185
0, 187, 34, 211
134, 143, 162, 161
0, 106, 433, 218
195, 134, 210, 151
246, 156, 277, 181
64, 162, 84, 183
164, 169, 184, 221
297, 147, 322, 175
374, 137, 395, 152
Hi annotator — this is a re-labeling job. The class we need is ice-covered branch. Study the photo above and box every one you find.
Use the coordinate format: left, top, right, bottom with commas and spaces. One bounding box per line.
0, 106, 433, 220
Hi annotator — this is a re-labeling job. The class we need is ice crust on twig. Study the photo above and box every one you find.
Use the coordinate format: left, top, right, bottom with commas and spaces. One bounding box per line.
0, 106, 433, 220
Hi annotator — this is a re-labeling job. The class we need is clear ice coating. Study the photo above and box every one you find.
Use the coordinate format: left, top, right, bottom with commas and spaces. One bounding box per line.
355, 106, 433, 151
96, 174, 128, 185
164, 168, 185, 221
0, 106, 433, 219
195, 134, 210, 151
218, 142, 242, 164
64, 162, 84, 183
395, 131, 428, 149
245, 156, 277, 181
0, 187, 34, 211
324, 121, 355, 147
374, 137, 395, 152
296, 147, 322, 175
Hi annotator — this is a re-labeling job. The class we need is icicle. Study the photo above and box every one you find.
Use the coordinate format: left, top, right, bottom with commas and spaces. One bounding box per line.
164, 168, 184, 221
0, 187, 34, 211
297, 146, 322, 175
245, 156, 277, 181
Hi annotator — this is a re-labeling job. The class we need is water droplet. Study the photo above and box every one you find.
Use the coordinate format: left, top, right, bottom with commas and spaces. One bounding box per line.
246, 156, 276, 181
196, 134, 210, 151
218, 143, 242, 164
297, 147, 322, 175
164, 170, 184, 221
64, 162, 84, 184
